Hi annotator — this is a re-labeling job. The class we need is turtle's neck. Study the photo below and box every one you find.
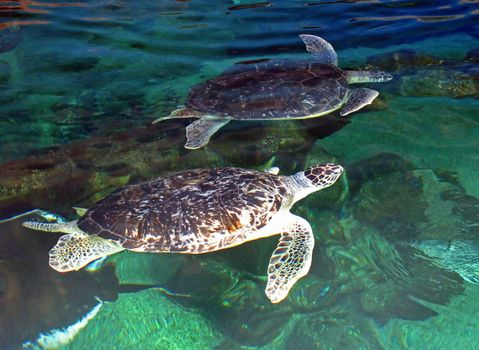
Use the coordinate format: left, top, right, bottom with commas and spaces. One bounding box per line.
287, 171, 317, 203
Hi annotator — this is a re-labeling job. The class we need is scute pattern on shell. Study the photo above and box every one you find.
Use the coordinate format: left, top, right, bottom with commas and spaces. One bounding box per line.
186, 59, 348, 120
78, 168, 290, 253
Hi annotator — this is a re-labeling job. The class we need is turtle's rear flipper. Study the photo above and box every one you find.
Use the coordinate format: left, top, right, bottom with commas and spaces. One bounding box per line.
49, 233, 124, 273
340, 88, 379, 116
185, 118, 230, 149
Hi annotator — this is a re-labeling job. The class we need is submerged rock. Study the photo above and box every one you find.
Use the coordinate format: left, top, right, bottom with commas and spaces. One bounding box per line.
313, 221, 464, 324
434, 171, 479, 238
413, 170, 476, 242
310, 154, 469, 323
378, 286, 479, 349
0, 122, 226, 220
359, 242, 464, 323
211, 289, 292, 347
412, 240, 479, 284
111, 252, 184, 286
465, 47, 479, 63
347, 155, 424, 241
160, 238, 294, 346
367, 49, 443, 73
165, 254, 242, 303
73, 87, 141, 116
68, 289, 225, 349
366, 48, 479, 99
400, 70, 477, 97
210, 120, 313, 169
57, 57, 99, 73
286, 311, 383, 350
349, 158, 478, 244
347, 153, 415, 193
0, 60, 11, 82
351, 170, 428, 241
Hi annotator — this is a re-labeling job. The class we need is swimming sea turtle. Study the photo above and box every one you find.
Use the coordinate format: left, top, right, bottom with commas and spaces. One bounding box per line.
22, 163, 343, 303
154, 34, 392, 149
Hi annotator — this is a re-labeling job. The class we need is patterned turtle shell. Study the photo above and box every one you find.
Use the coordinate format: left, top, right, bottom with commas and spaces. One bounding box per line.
186, 59, 348, 120
78, 168, 290, 253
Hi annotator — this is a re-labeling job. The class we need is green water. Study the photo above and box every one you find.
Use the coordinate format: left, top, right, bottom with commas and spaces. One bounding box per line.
1, 1, 479, 349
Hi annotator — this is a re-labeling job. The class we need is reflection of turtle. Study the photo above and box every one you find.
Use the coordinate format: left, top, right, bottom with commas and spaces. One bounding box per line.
23, 164, 343, 303
154, 34, 392, 149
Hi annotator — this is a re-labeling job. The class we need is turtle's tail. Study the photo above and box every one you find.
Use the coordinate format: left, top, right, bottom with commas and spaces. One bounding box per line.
22, 220, 80, 234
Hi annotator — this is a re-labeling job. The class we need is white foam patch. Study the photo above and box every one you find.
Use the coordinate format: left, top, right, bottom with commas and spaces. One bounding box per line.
22, 301, 103, 349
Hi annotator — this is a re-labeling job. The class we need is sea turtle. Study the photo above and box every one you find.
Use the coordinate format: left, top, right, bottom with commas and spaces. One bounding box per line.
154, 34, 392, 149
22, 163, 343, 303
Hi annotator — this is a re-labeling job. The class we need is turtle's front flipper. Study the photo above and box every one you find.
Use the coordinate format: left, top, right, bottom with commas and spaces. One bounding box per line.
185, 118, 230, 149
49, 232, 124, 272
299, 34, 338, 66
340, 88, 379, 116
266, 215, 314, 303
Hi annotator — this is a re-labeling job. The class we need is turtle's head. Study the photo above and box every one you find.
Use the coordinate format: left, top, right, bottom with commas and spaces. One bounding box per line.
303, 163, 343, 189
291, 163, 343, 201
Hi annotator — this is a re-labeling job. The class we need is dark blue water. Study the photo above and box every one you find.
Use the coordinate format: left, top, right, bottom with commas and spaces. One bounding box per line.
1, 1, 479, 349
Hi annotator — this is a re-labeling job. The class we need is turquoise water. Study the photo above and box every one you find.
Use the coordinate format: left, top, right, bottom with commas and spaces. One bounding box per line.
1, 0, 479, 349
